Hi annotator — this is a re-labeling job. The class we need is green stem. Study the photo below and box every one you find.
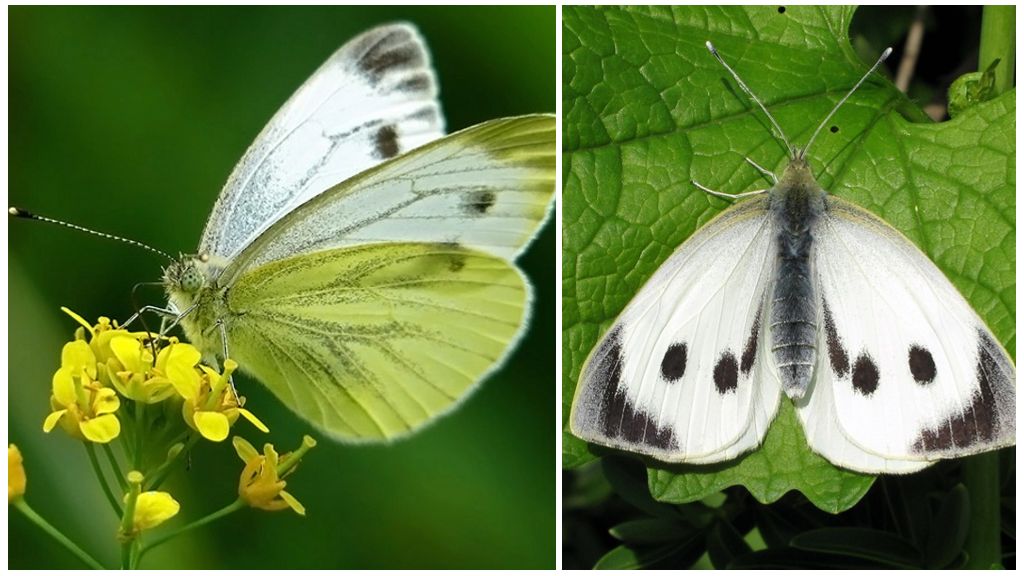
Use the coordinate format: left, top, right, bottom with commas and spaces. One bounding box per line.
13, 499, 105, 569
147, 434, 198, 491
134, 401, 145, 470
963, 451, 1003, 568
119, 471, 143, 570
102, 442, 127, 492
84, 443, 122, 516
979, 5, 1014, 95
137, 499, 245, 563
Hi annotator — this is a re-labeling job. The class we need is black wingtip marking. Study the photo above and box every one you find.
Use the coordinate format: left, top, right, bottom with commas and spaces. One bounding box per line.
851, 353, 879, 396
913, 330, 1005, 452
714, 351, 739, 394
373, 125, 400, 159
822, 299, 849, 378
461, 189, 497, 215
908, 345, 937, 385
740, 302, 763, 376
660, 342, 687, 382
596, 327, 677, 450
357, 30, 421, 83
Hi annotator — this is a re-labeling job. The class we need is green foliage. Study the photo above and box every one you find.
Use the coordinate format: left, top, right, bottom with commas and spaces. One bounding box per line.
562, 5, 1015, 569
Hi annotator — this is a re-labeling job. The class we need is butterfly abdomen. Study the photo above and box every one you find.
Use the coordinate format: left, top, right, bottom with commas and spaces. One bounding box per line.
769, 166, 825, 399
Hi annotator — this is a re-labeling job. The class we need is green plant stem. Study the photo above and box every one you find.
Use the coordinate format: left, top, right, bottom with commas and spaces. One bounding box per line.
963, 5, 1013, 570
137, 499, 246, 563
134, 401, 145, 470
963, 451, 1002, 568
102, 442, 127, 492
84, 443, 122, 516
147, 434, 199, 491
979, 5, 1014, 95
13, 499, 105, 569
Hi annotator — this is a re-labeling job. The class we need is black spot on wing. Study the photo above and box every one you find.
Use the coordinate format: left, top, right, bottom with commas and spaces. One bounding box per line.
740, 301, 763, 376
660, 343, 687, 382
908, 345, 937, 385
851, 353, 879, 396
372, 125, 400, 159
596, 327, 677, 450
462, 189, 497, 215
912, 330, 1004, 452
822, 299, 849, 378
713, 351, 739, 394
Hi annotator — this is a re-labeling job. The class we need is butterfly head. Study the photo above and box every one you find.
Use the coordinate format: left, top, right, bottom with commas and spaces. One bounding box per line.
162, 253, 224, 301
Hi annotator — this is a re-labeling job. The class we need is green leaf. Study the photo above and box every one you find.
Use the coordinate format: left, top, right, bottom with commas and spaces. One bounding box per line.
593, 533, 704, 570
609, 518, 697, 545
924, 483, 970, 568
791, 527, 922, 568
562, 5, 1015, 512
707, 520, 753, 569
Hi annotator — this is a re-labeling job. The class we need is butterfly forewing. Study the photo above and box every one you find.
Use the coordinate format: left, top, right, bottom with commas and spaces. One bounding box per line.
221, 115, 555, 282
571, 200, 781, 463
200, 23, 445, 261
224, 242, 529, 441
798, 196, 1015, 466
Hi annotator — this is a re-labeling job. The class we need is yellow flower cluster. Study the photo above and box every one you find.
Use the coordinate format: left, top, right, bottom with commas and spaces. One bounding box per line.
43, 308, 267, 443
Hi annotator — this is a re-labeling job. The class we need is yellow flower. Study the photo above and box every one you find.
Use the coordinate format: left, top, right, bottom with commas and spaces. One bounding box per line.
108, 336, 193, 403
9, 445, 26, 502
133, 491, 180, 531
43, 340, 121, 443
233, 435, 316, 515
179, 360, 268, 442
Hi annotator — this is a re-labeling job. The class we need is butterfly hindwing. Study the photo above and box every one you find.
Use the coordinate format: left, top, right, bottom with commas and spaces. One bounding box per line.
796, 196, 1015, 471
200, 23, 446, 260
224, 242, 529, 441
571, 199, 781, 463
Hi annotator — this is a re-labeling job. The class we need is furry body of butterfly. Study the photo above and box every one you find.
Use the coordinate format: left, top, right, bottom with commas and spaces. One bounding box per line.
571, 153, 1015, 475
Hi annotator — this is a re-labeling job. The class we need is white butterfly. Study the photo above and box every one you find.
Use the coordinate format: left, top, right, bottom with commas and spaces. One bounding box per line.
569, 42, 1015, 474
143, 23, 554, 441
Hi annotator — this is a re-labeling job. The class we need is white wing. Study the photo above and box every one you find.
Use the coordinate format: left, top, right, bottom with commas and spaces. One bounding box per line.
219, 115, 555, 283
570, 199, 782, 463
199, 23, 445, 260
796, 196, 1015, 472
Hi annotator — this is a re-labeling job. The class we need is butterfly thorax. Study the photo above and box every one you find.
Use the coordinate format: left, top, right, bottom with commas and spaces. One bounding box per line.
768, 158, 826, 400
163, 255, 231, 363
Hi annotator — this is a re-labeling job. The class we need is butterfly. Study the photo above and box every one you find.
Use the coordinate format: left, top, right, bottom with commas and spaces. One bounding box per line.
153, 23, 554, 442
569, 41, 1015, 474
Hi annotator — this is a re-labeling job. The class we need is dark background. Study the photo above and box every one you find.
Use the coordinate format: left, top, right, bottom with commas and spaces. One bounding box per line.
10, 6, 555, 569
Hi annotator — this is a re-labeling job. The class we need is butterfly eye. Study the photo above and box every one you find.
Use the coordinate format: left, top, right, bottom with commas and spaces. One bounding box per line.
179, 265, 203, 293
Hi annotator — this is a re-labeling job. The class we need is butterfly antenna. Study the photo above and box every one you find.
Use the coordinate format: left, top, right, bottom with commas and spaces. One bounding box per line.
801, 47, 893, 159
9, 207, 174, 261
705, 41, 794, 156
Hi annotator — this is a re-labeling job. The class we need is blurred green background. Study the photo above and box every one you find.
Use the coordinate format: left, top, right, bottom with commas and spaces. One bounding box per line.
9, 6, 555, 569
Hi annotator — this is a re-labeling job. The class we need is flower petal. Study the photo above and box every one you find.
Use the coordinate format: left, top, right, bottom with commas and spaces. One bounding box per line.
194, 411, 230, 442
110, 336, 146, 373
232, 436, 259, 462
61, 340, 96, 373
279, 490, 306, 516
43, 409, 68, 433
52, 368, 77, 406
80, 414, 121, 443
61, 307, 95, 337
92, 387, 121, 415
133, 491, 181, 530
8, 444, 26, 501
237, 408, 270, 433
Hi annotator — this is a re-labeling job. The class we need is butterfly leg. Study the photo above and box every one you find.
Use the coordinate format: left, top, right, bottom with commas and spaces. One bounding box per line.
744, 157, 778, 184
692, 179, 769, 202
215, 319, 242, 405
